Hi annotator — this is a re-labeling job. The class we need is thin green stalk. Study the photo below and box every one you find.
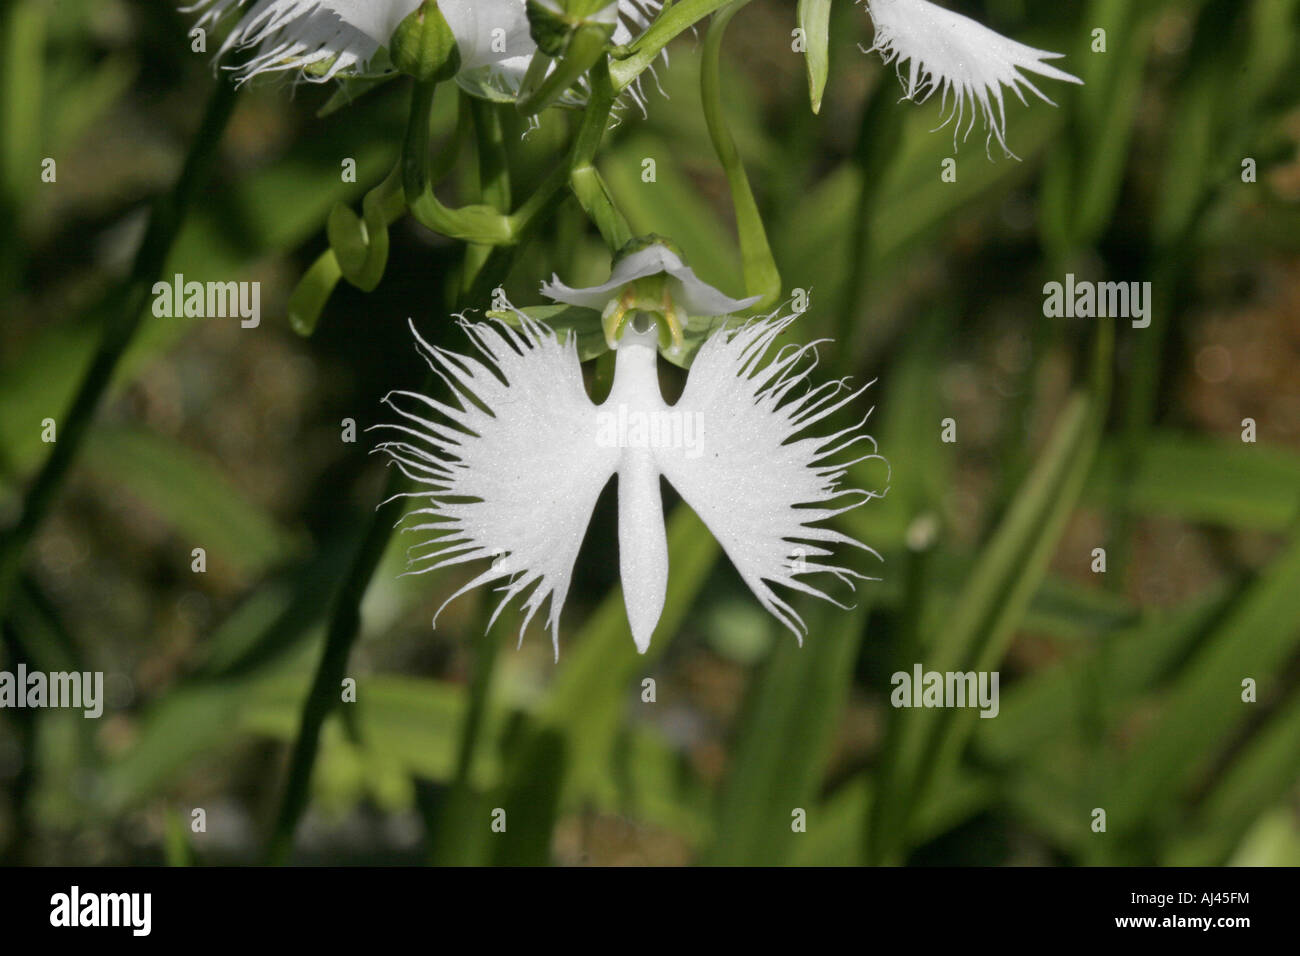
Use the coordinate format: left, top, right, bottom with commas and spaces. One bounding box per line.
0, 1, 45, 298
1109, 252, 1183, 584
568, 57, 631, 251
427, 606, 504, 865
263, 455, 410, 865
515, 24, 608, 117
463, 97, 513, 290
403, 79, 514, 243
0, 78, 239, 615
609, 0, 734, 92
0, 624, 36, 864
701, 0, 780, 308
402, 79, 575, 247
834, 79, 901, 349
864, 523, 936, 864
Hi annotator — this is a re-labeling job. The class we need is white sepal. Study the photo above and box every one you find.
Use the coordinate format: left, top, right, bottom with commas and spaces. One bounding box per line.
541, 242, 759, 319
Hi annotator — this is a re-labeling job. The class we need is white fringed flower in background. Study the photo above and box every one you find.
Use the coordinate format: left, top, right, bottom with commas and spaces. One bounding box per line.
184, 0, 665, 107
859, 0, 1082, 158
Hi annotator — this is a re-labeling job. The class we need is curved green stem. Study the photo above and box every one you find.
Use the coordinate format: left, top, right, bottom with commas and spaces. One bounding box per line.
0, 78, 239, 616
701, 1, 780, 308
402, 79, 573, 247
403, 79, 515, 243
327, 165, 405, 292
463, 96, 513, 288
291, 93, 473, 335
287, 247, 344, 337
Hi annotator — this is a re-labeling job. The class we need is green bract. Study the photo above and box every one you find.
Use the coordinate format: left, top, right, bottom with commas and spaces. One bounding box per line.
390, 1, 461, 82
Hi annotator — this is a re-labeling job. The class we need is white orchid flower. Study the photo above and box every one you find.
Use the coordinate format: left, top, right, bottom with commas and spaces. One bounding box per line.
860, 0, 1082, 158
186, 0, 664, 107
373, 261, 885, 658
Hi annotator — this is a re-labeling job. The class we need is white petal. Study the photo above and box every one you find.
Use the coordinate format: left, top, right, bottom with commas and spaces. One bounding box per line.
453, 1, 666, 108
654, 315, 887, 640
601, 327, 670, 653
186, 0, 418, 81
188, 0, 532, 82
862, 0, 1082, 158
318, 0, 419, 43
541, 242, 758, 316
440, 0, 533, 71
190, 0, 668, 104
665, 260, 760, 317
373, 317, 618, 657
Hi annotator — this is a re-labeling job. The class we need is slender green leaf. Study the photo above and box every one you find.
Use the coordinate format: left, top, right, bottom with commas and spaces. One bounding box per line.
705, 599, 868, 864
797, 0, 833, 114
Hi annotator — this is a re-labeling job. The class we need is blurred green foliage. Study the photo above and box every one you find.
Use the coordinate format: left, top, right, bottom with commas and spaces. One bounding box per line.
1, 0, 1299, 866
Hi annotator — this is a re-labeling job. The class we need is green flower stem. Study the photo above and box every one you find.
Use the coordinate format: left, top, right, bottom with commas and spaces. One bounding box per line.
701, 1, 780, 309
462, 96, 512, 289
515, 23, 609, 117
514, 49, 554, 107
833, 79, 902, 349
569, 57, 631, 251
469, 97, 511, 211
427, 605, 504, 864
403, 80, 574, 248
291, 95, 473, 336
0, 78, 239, 616
609, 0, 734, 92
287, 248, 344, 336
264, 455, 413, 865
570, 165, 629, 252
403, 78, 514, 243
327, 165, 405, 292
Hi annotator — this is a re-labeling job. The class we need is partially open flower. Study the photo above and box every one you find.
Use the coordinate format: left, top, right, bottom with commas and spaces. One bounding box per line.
860, 0, 1082, 158
373, 295, 885, 658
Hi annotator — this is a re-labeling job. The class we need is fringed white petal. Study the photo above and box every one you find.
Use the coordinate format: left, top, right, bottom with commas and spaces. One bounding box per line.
861, 0, 1081, 158
185, 0, 419, 82
655, 314, 888, 641
188, 0, 669, 106
373, 317, 618, 658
